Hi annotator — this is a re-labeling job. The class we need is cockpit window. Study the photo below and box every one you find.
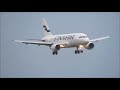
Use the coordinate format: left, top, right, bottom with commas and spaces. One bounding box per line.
79, 36, 87, 38
79, 36, 82, 38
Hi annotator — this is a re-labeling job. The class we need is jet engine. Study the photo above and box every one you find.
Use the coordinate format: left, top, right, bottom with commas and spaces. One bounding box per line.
50, 44, 60, 51
84, 42, 94, 50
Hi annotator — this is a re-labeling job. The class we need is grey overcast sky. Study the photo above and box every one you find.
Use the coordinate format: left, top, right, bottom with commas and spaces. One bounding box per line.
0, 12, 120, 78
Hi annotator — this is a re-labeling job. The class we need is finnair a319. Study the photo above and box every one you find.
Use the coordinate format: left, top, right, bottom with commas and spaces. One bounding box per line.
14, 18, 109, 55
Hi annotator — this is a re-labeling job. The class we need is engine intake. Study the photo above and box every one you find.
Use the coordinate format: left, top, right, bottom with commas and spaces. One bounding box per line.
50, 44, 60, 51
84, 43, 94, 50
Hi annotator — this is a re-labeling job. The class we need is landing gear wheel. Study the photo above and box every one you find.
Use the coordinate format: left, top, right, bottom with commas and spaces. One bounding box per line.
74, 50, 80, 54
75, 50, 77, 54
52, 51, 58, 55
52, 52, 55, 55
74, 50, 83, 54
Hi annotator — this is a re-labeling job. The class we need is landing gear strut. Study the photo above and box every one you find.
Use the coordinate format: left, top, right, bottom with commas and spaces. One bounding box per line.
52, 51, 58, 55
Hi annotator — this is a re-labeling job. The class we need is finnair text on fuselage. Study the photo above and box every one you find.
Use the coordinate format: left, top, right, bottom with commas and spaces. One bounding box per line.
54, 35, 75, 41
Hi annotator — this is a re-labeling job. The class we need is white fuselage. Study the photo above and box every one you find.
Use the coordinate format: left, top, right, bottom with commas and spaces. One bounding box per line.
41, 33, 89, 48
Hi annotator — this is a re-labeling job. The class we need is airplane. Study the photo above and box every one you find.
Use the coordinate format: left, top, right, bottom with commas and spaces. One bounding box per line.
14, 18, 109, 55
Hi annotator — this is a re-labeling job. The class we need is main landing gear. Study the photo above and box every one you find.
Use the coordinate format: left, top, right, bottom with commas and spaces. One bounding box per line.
52, 51, 58, 55
75, 48, 83, 54
74, 49, 83, 54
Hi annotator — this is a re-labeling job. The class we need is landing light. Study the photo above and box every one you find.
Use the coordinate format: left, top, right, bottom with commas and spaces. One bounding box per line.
60, 45, 65, 48
79, 45, 84, 48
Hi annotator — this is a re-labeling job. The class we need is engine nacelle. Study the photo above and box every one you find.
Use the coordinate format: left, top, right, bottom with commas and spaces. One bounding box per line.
84, 42, 94, 50
50, 44, 60, 51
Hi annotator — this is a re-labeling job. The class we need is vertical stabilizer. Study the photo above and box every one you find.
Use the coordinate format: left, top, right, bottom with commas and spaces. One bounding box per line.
42, 18, 52, 37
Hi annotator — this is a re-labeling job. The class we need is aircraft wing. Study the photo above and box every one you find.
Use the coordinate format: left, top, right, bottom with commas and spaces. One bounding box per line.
14, 39, 69, 48
90, 36, 109, 42
14, 40, 53, 46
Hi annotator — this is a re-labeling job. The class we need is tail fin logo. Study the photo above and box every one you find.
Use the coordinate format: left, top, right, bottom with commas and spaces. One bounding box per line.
43, 25, 50, 32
